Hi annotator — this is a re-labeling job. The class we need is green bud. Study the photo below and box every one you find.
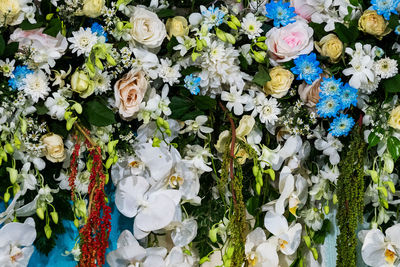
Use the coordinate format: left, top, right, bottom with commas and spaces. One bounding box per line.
105, 157, 114, 169
116, 21, 124, 31
199, 256, 210, 264
71, 103, 83, 114
255, 42, 268, 50
66, 117, 78, 131
196, 38, 203, 51
333, 194, 338, 205
14, 135, 21, 149
324, 205, 329, 215
215, 28, 227, 42
303, 235, 311, 248
36, 207, 45, 220
265, 168, 275, 181
226, 21, 237, 30
378, 186, 388, 198
252, 165, 259, 177
4, 143, 14, 154
20, 118, 27, 134
7, 167, 18, 184
165, 129, 172, 137
368, 170, 379, 184
256, 183, 261, 195
152, 137, 161, 147
4, 191, 10, 203
230, 15, 241, 27
191, 52, 200, 62
0, 149, 7, 162
95, 57, 104, 70
208, 227, 218, 243
74, 218, 79, 228
64, 111, 73, 120
13, 183, 20, 195
50, 211, 59, 224
201, 39, 207, 48
44, 224, 52, 239
113, 154, 119, 164
162, 120, 170, 129
226, 247, 234, 258
311, 247, 318, 260
381, 198, 389, 209
252, 50, 266, 63
46, 13, 54, 21
156, 117, 165, 128
225, 33, 236, 44
106, 54, 117, 66
384, 181, 396, 194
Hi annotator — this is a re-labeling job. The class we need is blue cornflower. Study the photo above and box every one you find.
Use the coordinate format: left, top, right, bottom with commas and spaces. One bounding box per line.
395, 25, 400, 35
265, 0, 296, 27
374, 47, 385, 58
8, 66, 33, 90
371, 0, 400, 20
201, 6, 225, 27
329, 114, 355, 137
316, 95, 341, 118
320, 77, 343, 97
340, 84, 358, 109
90, 22, 108, 42
291, 53, 323, 85
184, 74, 201, 95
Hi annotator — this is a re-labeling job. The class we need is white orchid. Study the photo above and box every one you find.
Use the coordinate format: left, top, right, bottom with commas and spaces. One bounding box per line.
359, 224, 400, 267
315, 134, 343, 165
245, 227, 279, 267
182, 145, 213, 173
107, 230, 167, 267
132, 48, 160, 79
180, 115, 213, 139
264, 211, 302, 256
0, 218, 36, 267
165, 247, 196, 267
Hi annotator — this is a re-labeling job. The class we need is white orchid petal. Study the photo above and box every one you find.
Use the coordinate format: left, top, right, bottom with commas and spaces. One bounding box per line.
115, 176, 149, 218
264, 211, 288, 236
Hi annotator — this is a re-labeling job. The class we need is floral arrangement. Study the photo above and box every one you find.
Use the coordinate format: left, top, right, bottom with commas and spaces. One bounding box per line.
2, 0, 400, 266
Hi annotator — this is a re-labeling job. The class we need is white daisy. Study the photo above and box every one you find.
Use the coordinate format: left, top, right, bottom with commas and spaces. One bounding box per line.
0, 58, 15, 77
257, 96, 281, 126
158, 58, 181, 86
93, 71, 112, 94
68, 28, 98, 56
22, 70, 51, 103
44, 92, 69, 120
241, 13, 263, 39
374, 58, 398, 79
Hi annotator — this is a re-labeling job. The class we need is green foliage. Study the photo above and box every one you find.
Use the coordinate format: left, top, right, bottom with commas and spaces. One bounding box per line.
252, 65, 271, 87
387, 136, 400, 161
336, 125, 366, 267
334, 22, 359, 43
44, 18, 62, 37
383, 75, 400, 94
82, 99, 116, 127
313, 219, 332, 244
367, 128, 384, 148
0, 36, 5, 57
169, 94, 216, 120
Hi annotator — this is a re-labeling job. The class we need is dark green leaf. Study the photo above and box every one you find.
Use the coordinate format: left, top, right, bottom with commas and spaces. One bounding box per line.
388, 136, 400, 161
194, 95, 216, 111
181, 110, 204, 120
36, 104, 49, 115
389, 14, 400, 30
169, 96, 193, 120
252, 65, 270, 87
384, 75, 400, 94
313, 219, 331, 244
368, 128, 383, 148
0, 35, 5, 56
246, 196, 260, 216
43, 18, 62, 37
309, 22, 327, 40
49, 121, 68, 139
334, 22, 359, 43
167, 36, 179, 55
157, 9, 175, 18
349, 0, 358, 5
181, 66, 202, 76
82, 100, 116, 127
3, 42, 19, 58
20, 19, 44, 30
238, 54, 249, 71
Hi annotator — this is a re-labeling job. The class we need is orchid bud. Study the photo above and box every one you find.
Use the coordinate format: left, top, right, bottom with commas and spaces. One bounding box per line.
64, 111, 73, 120
36, 207, 45, 220
225, 33, 236, 44
215, 28, 227, 42
117, 21, 124, 31
152, 137, 161, 147
13, 183, 20, 195
165, 129, 172, 136
208, 227, 218, 243
71, 103, 83, 114
156, 117, 165, 128
50, 211, 59, 224
303, 235, 311, 248
256, 42, 268, 50
265, 168, 275, 181
256, 183, 261, 195
105, 157, 114, 169
324, 205, 329, 215
20, 118, 27, 134
66, 117, 78, 131
44, 224, 52, 239
4, 143, 13, 154
7, 167, 18, 184
196, 38, 203, 51
227, 21, 237, 30
191, 52, 200, 62
311, 247, 318, 260
4, 191, 10, 203
252, 50, 266, 63
230, 15, 241, 27
333, 194, 338, 204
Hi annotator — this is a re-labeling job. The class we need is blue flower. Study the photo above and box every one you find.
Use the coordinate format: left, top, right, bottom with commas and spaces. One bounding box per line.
316, 95, 341, 118
291, 53, 323, 85
340, 84, 358, 109
201, 6, 225, 27
90, 22, 108, 42
8, 66, 33, 90
374, 47, 385, 58
395, 25, 400, 35
265, 0, 296, 27
320, 77, 343, 97
329, 114, 355, 137
184, 74, 201, 95
371, 0, 400, 20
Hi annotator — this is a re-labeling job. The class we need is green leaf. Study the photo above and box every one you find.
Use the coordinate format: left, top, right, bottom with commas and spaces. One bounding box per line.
194, 95, 216, 111
313, 219, 331, 244
166, 36, 179, 55
169, 96, 193, 120
252, 65, 270, 87
368, 128, 383, 148
389, 14, 400, 30
334, 22, 359, 43
349, 0, 358, 6
36, 104, 49, 115
3, 42, 19, 58
181, 110, 204, 121
384, 75, 400, 94
157, 9, 175, 18
20, 19, 44, 30
43, 18, 62, 37
387, 136, 400, 161
82, 100, 116, 127
181, 66, 202, 76
0, 35, 5, 56
246, 196, 260, 216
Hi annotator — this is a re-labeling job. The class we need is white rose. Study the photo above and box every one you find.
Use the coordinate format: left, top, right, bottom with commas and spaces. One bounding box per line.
41, 133, 66, 163
80, 0, 104, 18
266, 20, 314, 63
129, 7, 167, 48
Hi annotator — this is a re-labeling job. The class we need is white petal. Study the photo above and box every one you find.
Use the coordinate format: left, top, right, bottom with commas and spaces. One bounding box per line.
280, 223, 302, 255
115, 176, 149, 218
264, 211, 288, 236
361, 229, 387, 267
386, 224, 400, 249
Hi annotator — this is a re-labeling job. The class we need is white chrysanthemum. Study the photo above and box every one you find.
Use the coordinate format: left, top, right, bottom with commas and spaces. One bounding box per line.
241, 13, 263, 39
374, 58, 398, 79
257, 97, 281, 126
359, 73, 381, 94
68, 28, 98, 56
22, 70, 50, 102
159, 58, 181, 86
93, 71, 112, 94
0, 58, 15, 77
44, 92, 69, 120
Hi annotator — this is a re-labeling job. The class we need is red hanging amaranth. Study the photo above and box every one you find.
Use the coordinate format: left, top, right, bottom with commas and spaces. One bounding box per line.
68, 137, 81, 200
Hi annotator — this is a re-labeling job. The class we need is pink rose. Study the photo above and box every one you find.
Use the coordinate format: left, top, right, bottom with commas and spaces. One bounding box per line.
266, 20, 314, 63
298, 74, 328, 107
114, 69, 148, 121
9, 28, 68, 72
290, 0, 317, 21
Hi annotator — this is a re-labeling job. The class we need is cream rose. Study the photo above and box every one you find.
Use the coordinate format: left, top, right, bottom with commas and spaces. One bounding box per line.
130, 7, 167, 48
41, 133, 66, 163
315, 34, 343, 63
114, 69, 148, 121
389, 105, 400, 130
265, 20, 314, 63
358, 10, 390, 39
78, 0, 105, 18
263, 66, 294, 98
166, 16, 189, 39
298, 74, 328, 107
0, 0, 22, 26
71, 70, 94, 98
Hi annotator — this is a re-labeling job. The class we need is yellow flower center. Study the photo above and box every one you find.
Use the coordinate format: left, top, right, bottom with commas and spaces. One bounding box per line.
247, 252, 258, 266
279, 239, 288, 249
385, 248, 397, 264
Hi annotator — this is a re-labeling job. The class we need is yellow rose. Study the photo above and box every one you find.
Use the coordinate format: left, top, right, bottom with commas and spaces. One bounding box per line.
358, 10, 390, 39
79, 0, 105, 18
0, 0, 21, 26
388, 105, 400, 130
263, 66, 294, 98
166, 16, 189, 39
71, 70, 95, 98
41, 133, 66, 163
314, 34, 343, 63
